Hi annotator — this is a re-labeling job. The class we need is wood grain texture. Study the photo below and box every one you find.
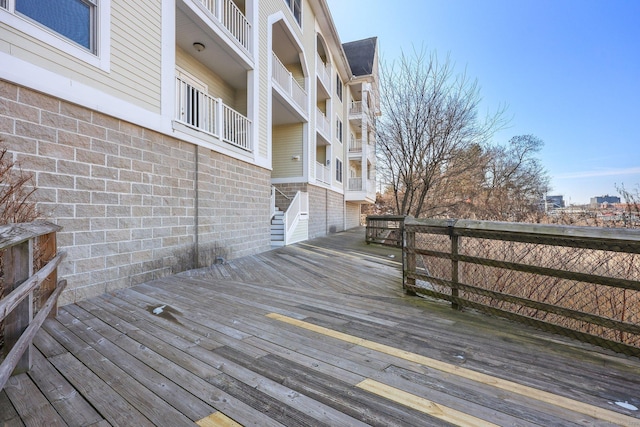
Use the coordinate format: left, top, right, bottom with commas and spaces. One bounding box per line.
4, 228, 640, 426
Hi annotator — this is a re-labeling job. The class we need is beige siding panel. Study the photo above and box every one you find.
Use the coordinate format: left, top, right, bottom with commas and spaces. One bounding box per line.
272, 123, 303, 178
175, 47, 239, 111
110, 0, 162, 107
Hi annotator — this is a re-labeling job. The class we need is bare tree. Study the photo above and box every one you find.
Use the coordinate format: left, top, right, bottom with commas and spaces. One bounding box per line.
376, 48, 506, 218
0, 144, 37, 225
479, 135, 551, 221
616, 183, 640, 228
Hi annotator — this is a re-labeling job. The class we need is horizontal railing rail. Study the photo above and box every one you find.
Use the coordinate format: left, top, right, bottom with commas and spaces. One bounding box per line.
402, 216, 640, 357
365, 215, 406, 247
0, 221, 66, 390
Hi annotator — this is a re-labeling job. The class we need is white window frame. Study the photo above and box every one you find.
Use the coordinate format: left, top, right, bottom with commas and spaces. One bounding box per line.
336, 118, 343, 143
0, 0, 110, 71
336, 158, 343, 183
284, 0, 302, 28
336, 74, 343, 102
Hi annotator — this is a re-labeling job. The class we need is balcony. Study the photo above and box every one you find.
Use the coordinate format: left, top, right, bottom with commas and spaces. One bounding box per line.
349, 138, 363, 153
195, 0, 251, 54
176, 0, 253, 93
349, 100, 368, 120
346, 174, 376, 203
315, 161, 331, 185
272, 52, 308, 117
316, 54, 331, 97
315, 108, 331, 143
347, 177, 376, 193
175, 77, 251, 151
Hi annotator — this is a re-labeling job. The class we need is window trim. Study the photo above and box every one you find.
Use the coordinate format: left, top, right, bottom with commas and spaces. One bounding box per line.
336, 74, 343, 101
0, 0, 110, 71
284, 0, 302, 28
336, 118, 343, 143
336, 158, 343, 183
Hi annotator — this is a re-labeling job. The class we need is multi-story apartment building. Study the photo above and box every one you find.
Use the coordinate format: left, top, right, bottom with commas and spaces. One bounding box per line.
0, 0, 379, 304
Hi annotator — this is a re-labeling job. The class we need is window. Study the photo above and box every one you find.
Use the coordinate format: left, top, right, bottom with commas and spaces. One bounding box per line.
15, 0, 96, 52
336, 118, 343, 143
336, 74, 343, 101
285, 0, 301, 26
0, 1, 6, 8
336, 159, 343, 183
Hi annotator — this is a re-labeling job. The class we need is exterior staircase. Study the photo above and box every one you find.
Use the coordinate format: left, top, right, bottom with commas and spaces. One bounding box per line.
271, 207, 285, 246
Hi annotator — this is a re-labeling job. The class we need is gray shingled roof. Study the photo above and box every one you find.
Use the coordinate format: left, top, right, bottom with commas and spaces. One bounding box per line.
342, 37, 377, 77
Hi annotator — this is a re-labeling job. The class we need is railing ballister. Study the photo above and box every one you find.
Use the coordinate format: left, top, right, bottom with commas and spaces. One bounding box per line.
401, 216, 640, 357
0, 221, 66, 390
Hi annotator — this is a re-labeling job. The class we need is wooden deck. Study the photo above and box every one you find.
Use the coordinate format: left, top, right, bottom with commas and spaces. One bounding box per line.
2, 227, 640, 426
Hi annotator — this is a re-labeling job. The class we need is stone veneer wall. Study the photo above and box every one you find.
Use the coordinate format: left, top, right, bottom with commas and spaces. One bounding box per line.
308, 185, 345, 239
0, 80, 271, 305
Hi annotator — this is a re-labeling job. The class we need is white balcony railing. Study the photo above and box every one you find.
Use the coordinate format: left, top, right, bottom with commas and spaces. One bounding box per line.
175, 77, 218, 135
175, 77, 251, 151
223, 104, 251, 151
272, 53, 307, 114
348, 177, 362, 191
348, 178, 376, 194
349, 138, 363, 153
315, 162, 331, 184
316, 54, 331, 90
198, 0, 251, 53
316, 108, 330, 138
349, 101, 366, 116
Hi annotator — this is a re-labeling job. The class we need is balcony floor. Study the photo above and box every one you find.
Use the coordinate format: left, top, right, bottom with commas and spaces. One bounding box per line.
2, 228, 640, 426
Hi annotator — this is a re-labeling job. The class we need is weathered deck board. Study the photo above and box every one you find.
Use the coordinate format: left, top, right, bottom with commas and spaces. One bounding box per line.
3, 228, 640, 426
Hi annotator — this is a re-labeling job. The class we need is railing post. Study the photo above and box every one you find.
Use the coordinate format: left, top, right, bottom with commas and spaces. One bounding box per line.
451, 233, 460, 310
2, 240, 33, 374
39, 231, 58, 317
403, 224, 417, 296
216, 99, 223, 138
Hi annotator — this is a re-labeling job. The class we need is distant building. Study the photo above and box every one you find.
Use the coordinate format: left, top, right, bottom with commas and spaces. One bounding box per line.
545, 195, 565, 209
590, 195, 621, 208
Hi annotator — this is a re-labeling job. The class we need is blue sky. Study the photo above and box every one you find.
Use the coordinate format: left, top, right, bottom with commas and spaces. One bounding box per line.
326, 0, 640, 205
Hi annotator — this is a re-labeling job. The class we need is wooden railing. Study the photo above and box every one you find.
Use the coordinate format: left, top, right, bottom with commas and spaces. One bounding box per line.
365, 215, 406, 247
402, 217, 640, 357
0, 221, 66, 390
